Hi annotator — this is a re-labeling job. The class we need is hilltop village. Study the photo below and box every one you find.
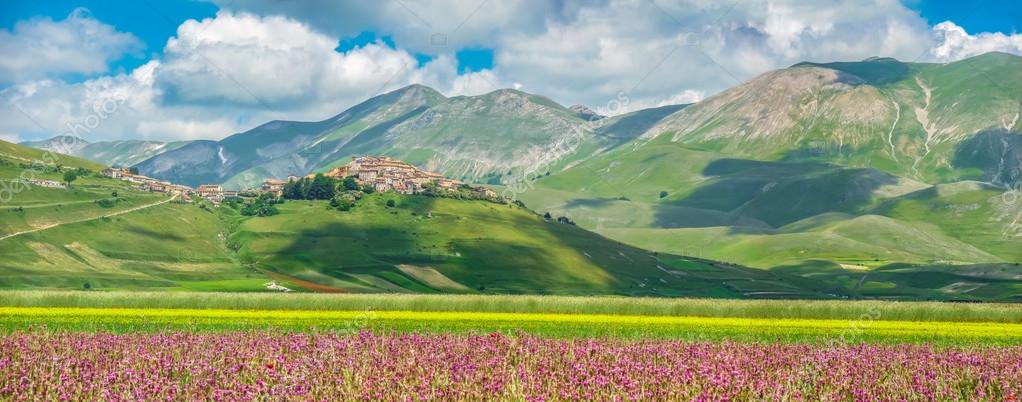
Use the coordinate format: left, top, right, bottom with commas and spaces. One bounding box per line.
101, 156, 497, 205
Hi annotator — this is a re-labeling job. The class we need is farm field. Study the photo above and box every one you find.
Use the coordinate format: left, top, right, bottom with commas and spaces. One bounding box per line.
2, 292, 1021, 400
3, 331, 1020, 400
2, 291, 1021, 345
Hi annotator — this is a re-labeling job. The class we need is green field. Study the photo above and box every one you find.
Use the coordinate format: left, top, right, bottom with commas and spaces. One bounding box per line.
2, 292, 1020, 344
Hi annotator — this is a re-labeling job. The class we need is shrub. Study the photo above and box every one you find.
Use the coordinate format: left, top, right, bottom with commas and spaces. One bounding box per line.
95, 199, 116, 208
330, 194, 356, 211
386, 199, 396, 208
659, 191, 668, 199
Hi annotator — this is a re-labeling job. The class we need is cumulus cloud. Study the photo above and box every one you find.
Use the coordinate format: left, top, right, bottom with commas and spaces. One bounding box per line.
0, 8, 142, 83
931, 21, 1022, 62
2, 11, 470, 142
212, 0, 570, 52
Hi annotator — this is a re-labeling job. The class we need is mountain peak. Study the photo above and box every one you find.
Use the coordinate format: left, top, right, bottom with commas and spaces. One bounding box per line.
390, 83, 444, 97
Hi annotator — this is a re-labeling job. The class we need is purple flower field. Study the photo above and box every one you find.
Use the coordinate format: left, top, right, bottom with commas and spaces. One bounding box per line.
1, 331, 1020, 401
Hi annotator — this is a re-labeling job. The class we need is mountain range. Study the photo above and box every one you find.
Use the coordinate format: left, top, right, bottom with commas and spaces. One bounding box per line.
20, 51, 1022, 276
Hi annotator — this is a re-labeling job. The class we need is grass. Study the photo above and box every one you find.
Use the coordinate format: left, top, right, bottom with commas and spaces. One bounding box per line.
232, 194, 825, 298
0, 201, 258, 291
2, 291, 1021, 323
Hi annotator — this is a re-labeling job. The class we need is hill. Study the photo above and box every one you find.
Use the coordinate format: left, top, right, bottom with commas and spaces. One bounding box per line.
0, 139, 105, 171
231, 193, 826, 297
523, 123, 1020, 270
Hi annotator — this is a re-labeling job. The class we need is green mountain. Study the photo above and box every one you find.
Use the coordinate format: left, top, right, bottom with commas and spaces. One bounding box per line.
521, 53, 1022, 273
20, 136, 192, 167
133, 85, 641, 189
643, 52, 1022, 186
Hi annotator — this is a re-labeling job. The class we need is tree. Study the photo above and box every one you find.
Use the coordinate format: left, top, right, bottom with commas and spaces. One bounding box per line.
341, 177, 360, 191
386, 199, 396, 208
659, 191, 669, 199
543, 212, 552, 220
111, 191, 118, 198
307, 174, 336, 200
282, 179, 304, 199
63, 171, 78, 186
83, 282, 92, 290
128, 167, 140, 175
361, 183, 375, 194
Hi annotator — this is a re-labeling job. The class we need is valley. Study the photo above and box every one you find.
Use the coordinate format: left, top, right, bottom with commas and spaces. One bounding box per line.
7, 52, 1022, 301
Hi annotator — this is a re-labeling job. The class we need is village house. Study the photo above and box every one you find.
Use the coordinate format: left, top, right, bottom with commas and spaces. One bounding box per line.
222, 190, 239, 199
324, 156, 464, 195
101, 167, 130, 179
261, 179, 288, 197
28, 179, 66, 189
196, 184, 225, 203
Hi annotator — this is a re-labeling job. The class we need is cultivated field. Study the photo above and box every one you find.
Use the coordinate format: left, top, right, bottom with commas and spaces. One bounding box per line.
2, 291, 1020, 344
2, 291, 1021, 400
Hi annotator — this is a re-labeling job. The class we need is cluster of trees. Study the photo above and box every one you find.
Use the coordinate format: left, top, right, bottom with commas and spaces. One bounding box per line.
542, 212, 576, 225
283, 174, 374, 201
231, 192, 280, 217
282, 174, 376, 212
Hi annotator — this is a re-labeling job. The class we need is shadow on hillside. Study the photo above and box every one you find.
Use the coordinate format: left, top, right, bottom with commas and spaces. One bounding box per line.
952, 128, 1022, 187
793, 58, 911, 85
332, 106, 430, 154
595, 104, 688, 148
653, 158, 899, 229
125, 225, 187, 242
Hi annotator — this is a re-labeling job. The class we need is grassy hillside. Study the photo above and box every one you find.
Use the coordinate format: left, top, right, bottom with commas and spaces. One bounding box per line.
0, 201, 253, 290
0, 140, 105, 171
522, 134, 1020, 271
232, 193, 829, 298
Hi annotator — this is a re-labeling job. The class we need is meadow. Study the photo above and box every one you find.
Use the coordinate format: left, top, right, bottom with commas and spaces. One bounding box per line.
3, 331, 1020, 400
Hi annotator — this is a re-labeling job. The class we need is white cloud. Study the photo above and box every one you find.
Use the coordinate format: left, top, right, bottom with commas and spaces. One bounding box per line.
0, 8, 142, 83
0, 132, 19, 143
931, 21, 1022, 62
155, 11, 421, 109
4, 1, 1022, 144
2, 11, 468, 143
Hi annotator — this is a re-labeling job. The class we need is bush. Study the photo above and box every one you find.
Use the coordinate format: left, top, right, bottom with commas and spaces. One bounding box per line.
386, 199, 396, 208
95, 199, 116, 208
659, 191, 669, 199
330, 194, 356, 211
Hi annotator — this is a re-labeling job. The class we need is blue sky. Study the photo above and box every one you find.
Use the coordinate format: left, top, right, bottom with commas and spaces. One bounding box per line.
10, 0, 1014, 87
1, 0, 1020, 142
0, 0, 495, 85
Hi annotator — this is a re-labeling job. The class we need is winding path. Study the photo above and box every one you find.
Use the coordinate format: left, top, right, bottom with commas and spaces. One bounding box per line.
0, 194, 176, 242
